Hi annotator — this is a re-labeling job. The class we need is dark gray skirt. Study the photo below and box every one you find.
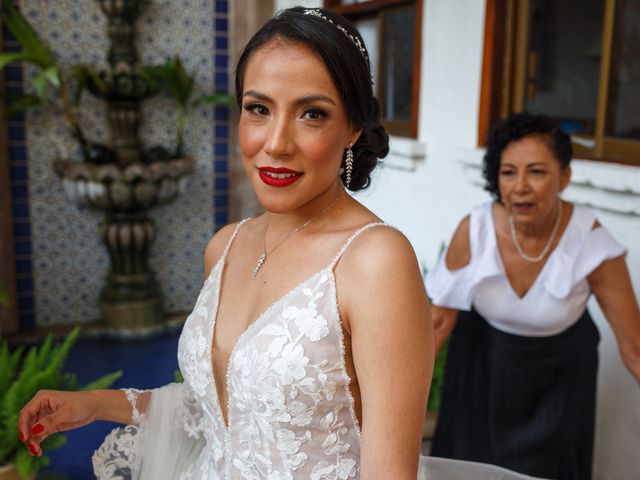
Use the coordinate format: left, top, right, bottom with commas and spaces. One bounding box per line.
430, 308, 599, 480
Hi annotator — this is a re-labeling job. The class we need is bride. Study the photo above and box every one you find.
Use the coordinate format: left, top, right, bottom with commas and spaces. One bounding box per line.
18, 7, 542, 480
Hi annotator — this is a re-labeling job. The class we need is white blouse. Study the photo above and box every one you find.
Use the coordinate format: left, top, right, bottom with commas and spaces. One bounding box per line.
426, 201, 626, 337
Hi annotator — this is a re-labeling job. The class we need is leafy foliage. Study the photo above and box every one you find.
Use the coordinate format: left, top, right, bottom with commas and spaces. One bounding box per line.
0, 2, 59, 110
423, 242, 448, 412
0, 327, 122, 478
1, 4, 231, 162
427, 338, 448, 412
141, 56, 233, 156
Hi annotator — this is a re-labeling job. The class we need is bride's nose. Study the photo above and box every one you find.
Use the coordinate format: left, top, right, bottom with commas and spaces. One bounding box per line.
264, 116, 295, 158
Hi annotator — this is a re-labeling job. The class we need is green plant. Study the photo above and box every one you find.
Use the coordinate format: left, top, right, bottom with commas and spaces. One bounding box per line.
0, 2, 111, 163
422, 241, 448, 412
427, 338, 448, 411
0, 3, 78, 131
0, 327, 122, 479
141, 56, 233, 157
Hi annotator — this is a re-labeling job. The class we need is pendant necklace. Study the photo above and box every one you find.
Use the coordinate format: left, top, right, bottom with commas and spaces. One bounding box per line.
509, 199, 562, 264
252, 193, 341, 279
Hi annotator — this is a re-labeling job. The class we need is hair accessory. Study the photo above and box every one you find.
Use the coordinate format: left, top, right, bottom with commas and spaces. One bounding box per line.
303, 9, 368, 62
509, 199, 562, 263
253, 192, 341, 279
344, 143, 354, 189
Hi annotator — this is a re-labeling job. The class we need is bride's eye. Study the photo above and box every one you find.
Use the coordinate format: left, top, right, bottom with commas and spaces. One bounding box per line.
243, 103, 269, 116
302, 108, 328, 120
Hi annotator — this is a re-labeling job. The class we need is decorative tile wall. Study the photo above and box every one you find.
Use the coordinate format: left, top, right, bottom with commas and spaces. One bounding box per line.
3, 23, 35, 330
8, 0, 230, 327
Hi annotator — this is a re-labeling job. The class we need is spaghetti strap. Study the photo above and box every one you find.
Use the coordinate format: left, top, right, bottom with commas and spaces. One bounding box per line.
220, 218, 251, 262
328, 222, 396, 270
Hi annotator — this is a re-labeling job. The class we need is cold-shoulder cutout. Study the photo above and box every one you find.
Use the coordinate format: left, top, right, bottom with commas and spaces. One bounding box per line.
203, 221, 243, 279
427, 201, 628, 335
445, 215, 471, 271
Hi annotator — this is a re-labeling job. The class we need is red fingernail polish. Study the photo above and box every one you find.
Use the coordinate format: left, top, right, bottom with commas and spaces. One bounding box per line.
18, 431, 26, 442
28, 443, 38, 456
30, 424, 44, 435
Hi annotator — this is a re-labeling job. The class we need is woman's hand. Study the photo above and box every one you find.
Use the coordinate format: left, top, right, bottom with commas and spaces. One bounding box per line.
17, 390, 102, 456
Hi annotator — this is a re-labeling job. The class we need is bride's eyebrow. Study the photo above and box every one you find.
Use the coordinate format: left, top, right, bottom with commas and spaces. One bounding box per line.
294, 95, 336, 107
242, 90, 270, 101
242, 90, 336, 107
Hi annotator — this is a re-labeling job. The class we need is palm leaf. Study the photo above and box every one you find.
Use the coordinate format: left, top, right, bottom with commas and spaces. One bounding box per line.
0, 344, 16, 398
0, 329, 119, 470
41, 433, 66, 451
142, 56, 193, 110
31, 65, 61, 102
0, 2, 56, 68
15, 444, 47, 479
32, 72, 49, 102
35, 335, 53, 371
5, 93, 42, 117
172, 56, 193, 108
8, 347, 24, 381
0, 51, 29, 70
69, 64, 108, 105
41, 65, 61, 88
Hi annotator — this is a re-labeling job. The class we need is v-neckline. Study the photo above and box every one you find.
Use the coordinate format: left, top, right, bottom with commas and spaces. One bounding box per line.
489, 202, 574, 300
207, 256, 334, 430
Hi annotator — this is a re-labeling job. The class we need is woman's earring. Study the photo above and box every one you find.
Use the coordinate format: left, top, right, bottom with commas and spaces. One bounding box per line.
345, 143, 353, 189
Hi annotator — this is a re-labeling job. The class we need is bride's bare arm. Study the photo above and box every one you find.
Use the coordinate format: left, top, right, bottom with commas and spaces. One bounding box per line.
17, 388, 149, 457
337, 227, 434, 480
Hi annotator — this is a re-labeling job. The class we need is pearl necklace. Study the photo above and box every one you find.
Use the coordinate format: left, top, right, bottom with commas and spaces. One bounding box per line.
252, 193, 341, 279
508, 200, 563, 264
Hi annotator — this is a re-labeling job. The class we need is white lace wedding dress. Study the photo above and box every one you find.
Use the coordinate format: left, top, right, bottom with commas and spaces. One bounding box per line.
92, 221, 544, 480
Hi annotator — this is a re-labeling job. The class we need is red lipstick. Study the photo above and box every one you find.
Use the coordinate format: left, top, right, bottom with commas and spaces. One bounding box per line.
258, 167, 303, 187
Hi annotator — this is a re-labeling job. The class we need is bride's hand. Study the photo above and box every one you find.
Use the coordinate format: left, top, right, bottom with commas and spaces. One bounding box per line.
17, 389, 99, 456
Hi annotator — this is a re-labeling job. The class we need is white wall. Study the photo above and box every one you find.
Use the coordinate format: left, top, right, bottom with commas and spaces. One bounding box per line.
358, 0, 488, 267
275, 0, 321, 11
355, 1, 640, 479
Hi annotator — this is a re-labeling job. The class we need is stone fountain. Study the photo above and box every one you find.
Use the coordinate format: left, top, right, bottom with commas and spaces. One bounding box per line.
53, 0, 195, 335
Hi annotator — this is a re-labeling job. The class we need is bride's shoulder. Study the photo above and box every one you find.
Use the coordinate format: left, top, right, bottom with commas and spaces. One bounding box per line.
337, 222, 418, 279
203, 218, 262, 278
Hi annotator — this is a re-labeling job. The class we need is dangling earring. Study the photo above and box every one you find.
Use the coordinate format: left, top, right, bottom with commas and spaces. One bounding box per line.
344, 143, 353, 189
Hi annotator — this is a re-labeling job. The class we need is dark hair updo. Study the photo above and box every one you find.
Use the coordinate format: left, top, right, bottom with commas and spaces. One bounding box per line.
235, 6, 389, 191
483, 112, 573, 202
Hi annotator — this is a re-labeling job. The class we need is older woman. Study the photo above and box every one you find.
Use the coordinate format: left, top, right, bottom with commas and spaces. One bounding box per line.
426, 112, 640, 480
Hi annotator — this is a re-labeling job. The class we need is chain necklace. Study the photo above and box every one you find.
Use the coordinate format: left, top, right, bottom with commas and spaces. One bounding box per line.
252, 193, 341, 279
508, 199, 563, 264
